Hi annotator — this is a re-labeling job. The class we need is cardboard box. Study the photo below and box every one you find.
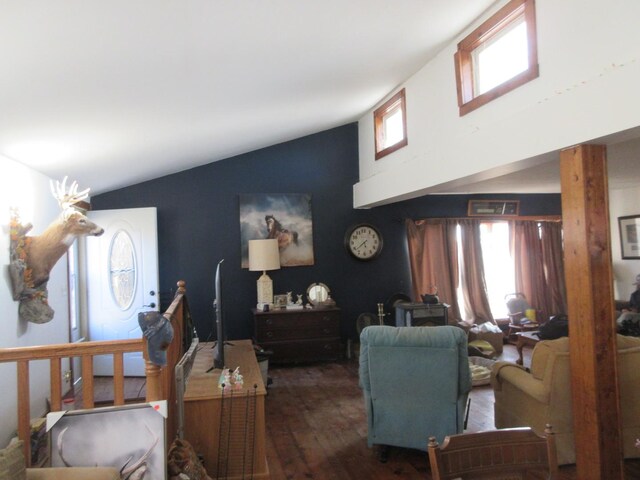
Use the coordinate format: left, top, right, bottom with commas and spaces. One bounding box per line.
468, 329, 504, 354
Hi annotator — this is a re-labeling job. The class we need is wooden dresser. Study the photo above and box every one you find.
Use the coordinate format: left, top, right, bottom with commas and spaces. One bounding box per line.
252, 307, 341, 363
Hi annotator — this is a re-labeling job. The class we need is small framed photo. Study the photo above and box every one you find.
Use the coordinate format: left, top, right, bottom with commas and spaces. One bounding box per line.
273, 294, 288, 308
619, 215, 640, 259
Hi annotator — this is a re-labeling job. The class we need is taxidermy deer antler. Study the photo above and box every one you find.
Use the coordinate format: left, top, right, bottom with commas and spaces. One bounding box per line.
8, 177, 104, 323
50, 176, 91, 216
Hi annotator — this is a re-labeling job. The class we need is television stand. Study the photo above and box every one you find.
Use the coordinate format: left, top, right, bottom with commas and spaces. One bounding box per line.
206, 340, 235, 372
183, 340, 268, 479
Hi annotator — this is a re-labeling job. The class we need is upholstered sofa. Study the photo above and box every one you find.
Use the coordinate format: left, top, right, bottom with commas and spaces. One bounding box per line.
0, 439, 119, 480
491, 334, 640, 465
359, 325, 471, 452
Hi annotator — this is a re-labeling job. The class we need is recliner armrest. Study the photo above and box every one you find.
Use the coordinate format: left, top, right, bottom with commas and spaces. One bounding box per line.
491, 363, 550, 404
490, 361, 526, 391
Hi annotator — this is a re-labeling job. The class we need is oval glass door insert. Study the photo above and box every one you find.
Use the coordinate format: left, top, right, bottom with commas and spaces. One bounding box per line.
109, 229, 137, 310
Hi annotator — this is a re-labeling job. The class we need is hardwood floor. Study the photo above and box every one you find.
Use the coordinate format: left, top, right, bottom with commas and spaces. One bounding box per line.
263, 344, 640, 480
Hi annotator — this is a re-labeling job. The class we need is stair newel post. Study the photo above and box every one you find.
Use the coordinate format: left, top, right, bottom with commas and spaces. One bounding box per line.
144, 340, 162, 402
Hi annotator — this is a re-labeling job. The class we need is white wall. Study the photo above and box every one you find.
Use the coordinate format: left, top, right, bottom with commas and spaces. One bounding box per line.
355, 0, 640, 208
0, 155, 71, 447
609, 145, 640, 302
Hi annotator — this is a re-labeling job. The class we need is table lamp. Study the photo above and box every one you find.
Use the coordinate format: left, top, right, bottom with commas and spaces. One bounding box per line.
248, 238, 280, 309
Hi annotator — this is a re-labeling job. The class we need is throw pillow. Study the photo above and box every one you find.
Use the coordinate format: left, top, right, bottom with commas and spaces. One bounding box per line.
0, 438, 26, 480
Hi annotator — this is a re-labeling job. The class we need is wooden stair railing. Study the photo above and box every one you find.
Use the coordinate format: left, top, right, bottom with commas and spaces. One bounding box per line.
0, 280, 188, 467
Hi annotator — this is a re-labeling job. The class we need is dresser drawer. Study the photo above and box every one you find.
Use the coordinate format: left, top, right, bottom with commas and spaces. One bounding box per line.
256, 310, 339, 329
256, 322, 340, 343
265, 338, 341, 363
252, 307, 341, 363
256, 318, 339, 342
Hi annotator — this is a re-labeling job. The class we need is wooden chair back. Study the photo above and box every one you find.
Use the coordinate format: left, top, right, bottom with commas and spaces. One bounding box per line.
428, 425, 558, 479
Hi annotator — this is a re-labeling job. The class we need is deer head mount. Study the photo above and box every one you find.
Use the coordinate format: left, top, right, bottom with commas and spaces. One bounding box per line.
9, 177, 104, 323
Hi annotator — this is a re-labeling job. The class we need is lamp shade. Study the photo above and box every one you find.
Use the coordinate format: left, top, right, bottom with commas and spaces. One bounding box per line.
248, 239, 280, 271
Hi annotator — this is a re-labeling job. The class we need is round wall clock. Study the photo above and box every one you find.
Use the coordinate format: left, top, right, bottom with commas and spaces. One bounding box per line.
345, 223, 383, 261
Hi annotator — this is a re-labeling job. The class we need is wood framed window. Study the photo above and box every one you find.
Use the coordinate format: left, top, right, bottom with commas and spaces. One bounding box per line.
374, 88, 408, 160
454, 0, 538, 116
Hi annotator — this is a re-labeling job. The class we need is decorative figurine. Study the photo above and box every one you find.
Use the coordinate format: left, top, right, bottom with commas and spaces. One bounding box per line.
218, 368, 231, 390
218, 367, 244, 391
232, 367, 244, 388
296, 294, 303, 305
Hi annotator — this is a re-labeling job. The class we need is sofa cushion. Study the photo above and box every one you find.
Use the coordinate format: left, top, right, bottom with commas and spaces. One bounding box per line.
0, 439, 26, 480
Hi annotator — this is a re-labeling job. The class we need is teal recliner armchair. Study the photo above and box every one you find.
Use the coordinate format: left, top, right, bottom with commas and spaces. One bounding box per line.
359, 325, 471, 457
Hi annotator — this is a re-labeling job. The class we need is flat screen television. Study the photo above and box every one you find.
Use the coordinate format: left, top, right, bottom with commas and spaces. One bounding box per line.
212, 259, 225, 369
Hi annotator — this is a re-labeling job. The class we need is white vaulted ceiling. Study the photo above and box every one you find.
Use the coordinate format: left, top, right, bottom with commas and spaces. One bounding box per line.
0, 0, 498, 194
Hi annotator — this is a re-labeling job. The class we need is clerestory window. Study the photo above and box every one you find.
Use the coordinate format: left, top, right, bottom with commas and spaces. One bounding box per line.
454, 0, 539, 116
374, 88, 408, 160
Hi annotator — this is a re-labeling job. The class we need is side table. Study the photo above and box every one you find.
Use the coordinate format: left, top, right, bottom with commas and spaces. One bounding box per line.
507, 322, 539, 344
515, 331, 540, 365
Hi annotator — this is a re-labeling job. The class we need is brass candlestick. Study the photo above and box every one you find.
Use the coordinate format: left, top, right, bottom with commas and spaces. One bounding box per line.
377, 303, 385, 325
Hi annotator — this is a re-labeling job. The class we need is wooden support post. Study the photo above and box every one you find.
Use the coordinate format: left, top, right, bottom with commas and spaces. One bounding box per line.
560, 144, 623, 479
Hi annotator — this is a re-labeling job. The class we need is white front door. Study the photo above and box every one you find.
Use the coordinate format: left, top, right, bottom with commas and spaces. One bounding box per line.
86, 207, 159, 376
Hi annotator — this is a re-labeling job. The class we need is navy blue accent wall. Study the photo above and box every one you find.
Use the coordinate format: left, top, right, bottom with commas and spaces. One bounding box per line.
92, 123, 561, 345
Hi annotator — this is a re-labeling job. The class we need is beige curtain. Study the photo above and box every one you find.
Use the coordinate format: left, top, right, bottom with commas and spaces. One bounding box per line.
458, 219, 494, 324
406, 219, 461, 321
511, 220, 566, 322
540, 221, 567, 316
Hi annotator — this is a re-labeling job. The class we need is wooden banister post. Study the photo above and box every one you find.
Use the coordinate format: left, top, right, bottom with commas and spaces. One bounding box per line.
81, 355, 95, 409
560, 144, 623, 479
144, 363, 162, 401
49, 357, 62, 411
144, 342, 162, 402
113, 353, 125, 405
17, 360, 31, 467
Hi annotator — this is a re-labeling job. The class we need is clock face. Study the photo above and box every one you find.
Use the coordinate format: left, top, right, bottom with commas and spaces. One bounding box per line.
346, 224, 383, 260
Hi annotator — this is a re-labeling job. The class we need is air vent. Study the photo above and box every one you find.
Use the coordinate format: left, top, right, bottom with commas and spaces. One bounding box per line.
468, 200, 520, 217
